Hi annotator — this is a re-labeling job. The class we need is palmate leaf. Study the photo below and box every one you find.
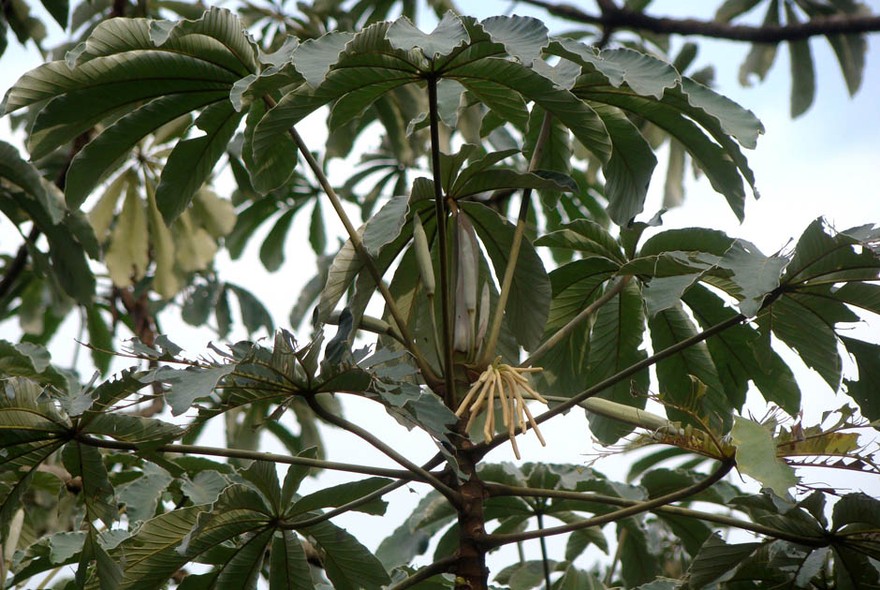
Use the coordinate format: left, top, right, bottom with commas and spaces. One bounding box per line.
784, 3, 816, 118
106, 505, 205, 589
448, 57, 612, 164
553, 40, 762, 222
253, 23, 422, 188
376, 491, 453, 570
155, 100, 244, 222
591, 103, 657, 224
0, 377, 69, 534
840, 337, 880, 423
757, 219, 880, 390
535, 219, 625, 264
1, 8, 257, 220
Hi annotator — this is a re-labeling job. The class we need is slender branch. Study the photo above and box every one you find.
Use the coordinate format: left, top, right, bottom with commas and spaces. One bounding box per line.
76, 435, 419, 480
481, 459, 735, 548
517, 0, 880, 43
480, 111, 554, 366
485, 481, 830, 547
284, 454, 447, 529
266, 96, 439, 387
306, 395, 460, 505
475, 312, 746, 457
521, 275, 631, 368
427, 76, 457, 407
387, 555, 458, 590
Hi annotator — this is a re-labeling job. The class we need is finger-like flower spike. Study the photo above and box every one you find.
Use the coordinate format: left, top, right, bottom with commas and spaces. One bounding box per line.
455, 357, 547, 459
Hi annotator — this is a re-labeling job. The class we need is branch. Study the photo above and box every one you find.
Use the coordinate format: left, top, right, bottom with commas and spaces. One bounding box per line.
77, 435, 421, 480
306, 395, 460, 505
518, 0, 880, 42
485, 481, 830, 547
481, 459, 735, 548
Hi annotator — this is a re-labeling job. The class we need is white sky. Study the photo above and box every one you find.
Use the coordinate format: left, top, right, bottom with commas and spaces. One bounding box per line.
1, 0, 879, 579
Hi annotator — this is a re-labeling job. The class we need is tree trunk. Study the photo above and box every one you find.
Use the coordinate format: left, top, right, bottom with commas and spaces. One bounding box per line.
455, 444, 488, 589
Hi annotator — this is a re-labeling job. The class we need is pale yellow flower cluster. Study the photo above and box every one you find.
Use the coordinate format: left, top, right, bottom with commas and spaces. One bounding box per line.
456, 359, 548, 459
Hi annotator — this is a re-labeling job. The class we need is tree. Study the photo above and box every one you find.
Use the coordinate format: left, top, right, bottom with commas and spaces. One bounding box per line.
1, 0, 879, 588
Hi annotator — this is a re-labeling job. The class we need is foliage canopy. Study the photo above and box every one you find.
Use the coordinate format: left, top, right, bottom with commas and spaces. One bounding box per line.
1, 0, 879, 589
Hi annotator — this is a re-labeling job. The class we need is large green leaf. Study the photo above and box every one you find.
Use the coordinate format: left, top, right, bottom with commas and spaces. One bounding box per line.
591, 103, 657, 225
253, 24, 421, 187
301, 520, 390, 590
529, 261, 615, 401
3, 10, 253, 157
288, 477, 392, 518
730, 416, 797, 496
687, 534, 762, 588
840, 337, 880, 423
65, 92, 226, 208
0, 140, 62, 224
0, 340, 69, 389
376, 491, 454, 570
584, 281, 649, 443
557, 39, 762, 221
757, 293, 851, 391
3, 9, 256, 221
683, 285, 800, 414
269, 530, 314, 590
144, 364, 236, 416
116, 462, 174, 524
386, 11, 469, 59
480, 15, 549, 66
0, 143, 95, 302
648, 303, 730, 430
535, 219, 625, 264
61, 442, 117, 526
784, 3, 816, 117
739, 0, 781, 86
156, 101, 244, 222
317, 195, 415, 323
112, 505, 205, 589
461, 201, 550, 350
449, 57, 611, 163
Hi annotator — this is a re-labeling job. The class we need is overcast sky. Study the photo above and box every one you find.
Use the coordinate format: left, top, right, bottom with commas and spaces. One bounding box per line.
1, 0, 879, 573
